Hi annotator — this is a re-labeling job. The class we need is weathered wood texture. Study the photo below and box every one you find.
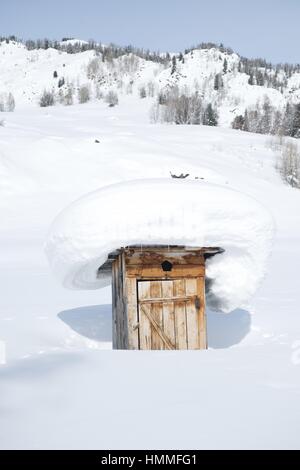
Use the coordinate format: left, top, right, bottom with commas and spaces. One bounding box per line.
111, 247, 209, 350
136, 278, 205, 350
111, 252, 128, 349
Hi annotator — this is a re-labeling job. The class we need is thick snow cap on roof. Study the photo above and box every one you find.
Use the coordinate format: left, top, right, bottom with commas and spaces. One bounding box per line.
45, 179, 274, 313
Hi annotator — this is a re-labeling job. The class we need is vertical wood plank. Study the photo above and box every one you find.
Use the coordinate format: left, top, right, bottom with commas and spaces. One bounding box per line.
173, 279, 188, 350
115, 256, 121, 349
150, 281, 163, 350
119, 253, 126, 349
138, 280, 150, 300
161, 281, 176, 349
114, 254, 126, 349
197, 276, 207, 349
112, 252, 133, 350
126, 277, 139, 350
111, 260, 117, 349
185, 278, 200, 349
138, 281, 152, 350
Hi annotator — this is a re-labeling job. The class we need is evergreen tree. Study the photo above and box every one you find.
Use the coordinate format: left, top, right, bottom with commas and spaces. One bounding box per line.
258, 96, 272, 134
53, 71, 58, 78
243, 110, 249, 132
291, 103, 300, 138
256, 70, 265, 86
58, 77, 65, 88
232, 115, 245, 130
171, 56, 177, 75
139, 86, 147, 99
248, 73, 254, 86
203, 104, 218, 126
223, 58, 228, 74
282, 103, 294, 136
25, 40, 36, 50
214, 73, 223, 91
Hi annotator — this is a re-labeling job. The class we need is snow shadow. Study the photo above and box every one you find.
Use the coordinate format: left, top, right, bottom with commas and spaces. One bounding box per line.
0, 352, 82, 381
58, 304, 112, 342
58, 305, 251, 349
206, 308, 251, 349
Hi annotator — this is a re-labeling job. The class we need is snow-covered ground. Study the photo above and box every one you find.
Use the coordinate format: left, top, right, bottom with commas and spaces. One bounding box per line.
0, 98, 300, 449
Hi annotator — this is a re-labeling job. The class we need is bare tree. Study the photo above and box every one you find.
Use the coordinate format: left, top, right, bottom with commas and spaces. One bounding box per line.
159, 87, 203, 125
105, 90, 119, 107
87, 58, 102, 79
149, 103, 160, 123
64, 85, 74, 105
147, 81, 155, 97
78, 85, 90, 104
139, 86, 147, 99
95, 84, 104, 100
279, 140, 300, 188
39, 90, 55, 107
6, 93, 15, 111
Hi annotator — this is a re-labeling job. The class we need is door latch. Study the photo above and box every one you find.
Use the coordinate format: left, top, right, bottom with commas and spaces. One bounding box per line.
195, 296, 201, 310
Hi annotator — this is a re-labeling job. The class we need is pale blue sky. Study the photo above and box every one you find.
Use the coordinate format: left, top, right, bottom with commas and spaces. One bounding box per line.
1, 0, 299, 64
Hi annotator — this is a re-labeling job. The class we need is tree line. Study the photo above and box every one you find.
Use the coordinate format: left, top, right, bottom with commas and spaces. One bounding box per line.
151, 87, 218, 126
0, 35, 167, 65
232, 98, 300, 139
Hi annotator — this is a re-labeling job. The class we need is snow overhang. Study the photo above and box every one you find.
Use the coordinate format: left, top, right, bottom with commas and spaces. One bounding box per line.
45, 179, 274, 313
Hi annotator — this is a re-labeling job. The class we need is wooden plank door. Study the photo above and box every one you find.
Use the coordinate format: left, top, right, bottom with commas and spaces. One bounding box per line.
137, 278, 206, 350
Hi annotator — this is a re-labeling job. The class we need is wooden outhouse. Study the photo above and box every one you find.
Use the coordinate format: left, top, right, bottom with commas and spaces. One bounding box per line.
99, 245, 223, 350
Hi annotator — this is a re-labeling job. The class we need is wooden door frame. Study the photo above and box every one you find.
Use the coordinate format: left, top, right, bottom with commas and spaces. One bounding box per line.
136, 276, 206, 350
109, 246, 224, 350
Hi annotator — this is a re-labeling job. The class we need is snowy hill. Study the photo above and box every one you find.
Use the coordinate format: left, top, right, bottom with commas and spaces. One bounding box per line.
1, 39, 300, 129
0, 39, 300, 450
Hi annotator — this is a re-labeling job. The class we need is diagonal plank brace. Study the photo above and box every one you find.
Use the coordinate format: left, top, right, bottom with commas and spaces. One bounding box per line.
139, 305, 175, 350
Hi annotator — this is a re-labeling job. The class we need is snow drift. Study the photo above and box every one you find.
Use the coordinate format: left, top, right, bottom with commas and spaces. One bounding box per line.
45, 179, 274, 312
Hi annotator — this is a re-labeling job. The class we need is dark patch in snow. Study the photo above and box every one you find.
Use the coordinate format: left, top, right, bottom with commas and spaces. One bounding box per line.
58, 304, 112, 342
207, 308, 251, 349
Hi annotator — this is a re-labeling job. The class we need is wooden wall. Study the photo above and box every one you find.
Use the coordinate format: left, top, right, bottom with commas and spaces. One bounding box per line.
111, 247, 210, 350
111, 251, 128, 349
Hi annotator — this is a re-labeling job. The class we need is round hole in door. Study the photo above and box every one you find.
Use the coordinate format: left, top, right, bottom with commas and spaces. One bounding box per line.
161, 260, 173, 272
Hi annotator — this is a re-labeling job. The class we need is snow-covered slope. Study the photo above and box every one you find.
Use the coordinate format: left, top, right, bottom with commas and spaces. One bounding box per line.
0, 41, 96, 106
1, 40, 300, 126
0, 96, 300, 448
